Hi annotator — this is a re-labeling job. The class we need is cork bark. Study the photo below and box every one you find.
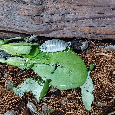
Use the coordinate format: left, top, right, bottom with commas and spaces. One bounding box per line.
0, 0, 115, 39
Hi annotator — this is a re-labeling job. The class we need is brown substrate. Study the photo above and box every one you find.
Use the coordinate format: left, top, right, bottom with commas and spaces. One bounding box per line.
0, 42, 115, 115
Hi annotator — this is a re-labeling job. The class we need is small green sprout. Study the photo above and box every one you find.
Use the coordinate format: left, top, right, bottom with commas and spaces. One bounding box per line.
90, 64, 95, 70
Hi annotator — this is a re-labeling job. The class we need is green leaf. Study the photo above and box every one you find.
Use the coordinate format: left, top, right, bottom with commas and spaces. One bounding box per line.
0, 44, 31, 55
20, 44, 40, 58
49, 66, 86, 90
11, 78, 49, 102
0, 43, 39, 56
32, 50, 88, 90
80, 71, 94, 111
0, 57, 34, 69
0, 39, 5, 45
32, 64, 56, 79
39, 80, 49, 100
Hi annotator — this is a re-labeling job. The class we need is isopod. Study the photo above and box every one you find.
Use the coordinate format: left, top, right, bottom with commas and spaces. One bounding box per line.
40, 39, 71, 53
27, 101, 38, 114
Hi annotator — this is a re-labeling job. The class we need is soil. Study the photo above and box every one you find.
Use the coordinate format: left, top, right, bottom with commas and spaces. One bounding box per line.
0, 38, 115, 115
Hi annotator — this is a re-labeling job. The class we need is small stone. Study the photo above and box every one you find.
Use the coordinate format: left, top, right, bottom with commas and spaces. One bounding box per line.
4, 110, 17, 115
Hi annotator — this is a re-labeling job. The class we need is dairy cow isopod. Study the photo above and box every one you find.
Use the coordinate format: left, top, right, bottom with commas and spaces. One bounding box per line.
40, 39, 71, 53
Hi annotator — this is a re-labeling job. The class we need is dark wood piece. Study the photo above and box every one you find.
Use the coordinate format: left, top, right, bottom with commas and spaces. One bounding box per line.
0, 0, 115, 39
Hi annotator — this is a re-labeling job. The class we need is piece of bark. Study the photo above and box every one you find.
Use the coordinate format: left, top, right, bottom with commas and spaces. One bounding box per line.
0, 31, 27, 39
0, 0, 115, 39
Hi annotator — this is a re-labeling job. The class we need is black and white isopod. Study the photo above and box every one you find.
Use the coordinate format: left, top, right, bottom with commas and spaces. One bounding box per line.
40, 39, 71, 53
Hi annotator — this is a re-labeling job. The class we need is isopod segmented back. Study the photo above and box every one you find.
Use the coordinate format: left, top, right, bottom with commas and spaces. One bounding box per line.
40, 39, 71, 53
